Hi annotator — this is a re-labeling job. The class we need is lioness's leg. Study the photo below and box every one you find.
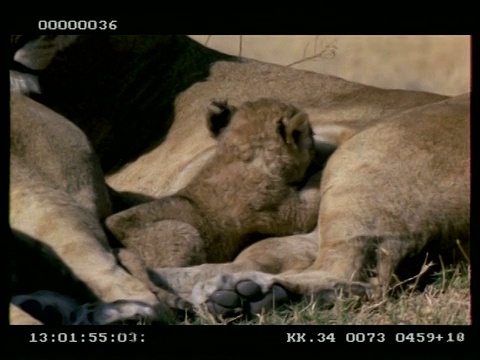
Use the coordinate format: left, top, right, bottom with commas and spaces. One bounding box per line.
9, 304, 43, 325
148, 232, 317, 315
305, 94, 470, 294
10, 174, 174, 324
10, 94, 174, 324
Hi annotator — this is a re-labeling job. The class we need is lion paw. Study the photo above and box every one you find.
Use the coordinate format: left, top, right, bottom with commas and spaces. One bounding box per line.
206, 280, 290, 317
12, 290, 174, 325
12, 291, 80, 325
74, 300, 164, 325
189, 272, 292, 318
188, 271, 372, 320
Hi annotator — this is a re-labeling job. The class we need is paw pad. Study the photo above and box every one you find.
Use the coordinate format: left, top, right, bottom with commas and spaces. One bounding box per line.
206, 280, 291, 318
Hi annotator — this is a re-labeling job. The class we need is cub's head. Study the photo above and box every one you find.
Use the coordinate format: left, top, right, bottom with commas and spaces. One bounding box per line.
206, 98, 315, 183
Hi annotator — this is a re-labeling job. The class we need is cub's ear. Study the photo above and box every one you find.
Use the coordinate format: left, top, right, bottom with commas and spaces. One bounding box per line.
277, 111, 312, 148
206, 99, 237, 138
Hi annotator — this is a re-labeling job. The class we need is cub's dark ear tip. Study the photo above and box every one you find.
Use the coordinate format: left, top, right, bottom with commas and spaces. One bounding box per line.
207, 99, 235, 137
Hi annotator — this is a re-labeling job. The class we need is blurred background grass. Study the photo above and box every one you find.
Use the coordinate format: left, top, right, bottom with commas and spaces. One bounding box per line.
189, 35, 470, 96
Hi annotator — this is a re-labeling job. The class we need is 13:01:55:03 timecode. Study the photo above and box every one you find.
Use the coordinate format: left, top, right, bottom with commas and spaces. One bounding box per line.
29, 332, 144, 343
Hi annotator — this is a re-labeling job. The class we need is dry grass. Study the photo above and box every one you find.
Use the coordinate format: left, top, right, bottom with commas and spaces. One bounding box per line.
183, 263, 470, 325
189, 35, 470, 96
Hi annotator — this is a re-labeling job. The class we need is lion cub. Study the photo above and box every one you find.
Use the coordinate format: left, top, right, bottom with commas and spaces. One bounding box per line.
106, 98, 321, 267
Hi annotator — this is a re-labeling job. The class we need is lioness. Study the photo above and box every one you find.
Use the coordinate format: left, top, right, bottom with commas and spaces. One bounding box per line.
9, 35, 469, 323
10, 92, 177, 324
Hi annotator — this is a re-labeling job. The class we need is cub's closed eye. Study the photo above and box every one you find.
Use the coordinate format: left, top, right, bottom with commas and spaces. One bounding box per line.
277, 118, 287, 143
292, 129, 301, 144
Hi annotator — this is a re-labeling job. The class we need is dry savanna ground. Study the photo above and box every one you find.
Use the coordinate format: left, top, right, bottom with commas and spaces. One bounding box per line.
183, 263, 470, 325
185, 36, 471, 325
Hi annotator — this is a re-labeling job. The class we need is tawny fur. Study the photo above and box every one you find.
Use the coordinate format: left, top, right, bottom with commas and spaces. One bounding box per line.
9, 35, 470, 323
10, 94, 175, 324
105, 99, 321, 265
